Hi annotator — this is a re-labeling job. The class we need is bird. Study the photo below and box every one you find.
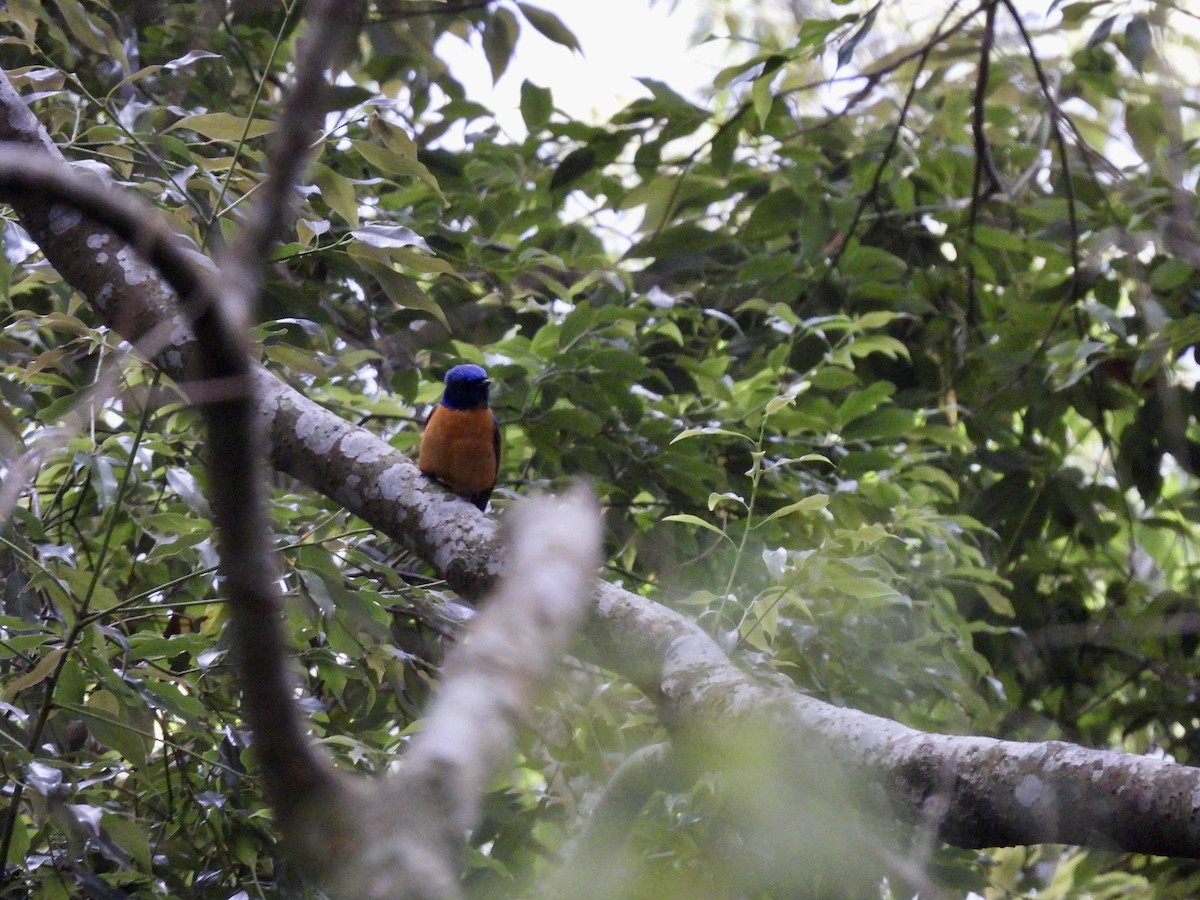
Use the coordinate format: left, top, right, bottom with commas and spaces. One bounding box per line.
417, 363, 500, 510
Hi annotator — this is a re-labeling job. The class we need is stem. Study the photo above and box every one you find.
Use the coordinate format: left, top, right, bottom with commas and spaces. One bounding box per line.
718, 419, 769, 629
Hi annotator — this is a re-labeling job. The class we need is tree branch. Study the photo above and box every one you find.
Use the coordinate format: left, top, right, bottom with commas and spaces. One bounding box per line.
0, 139, 341, 840
4, 68, 1200, 864
313, 488, 602, 898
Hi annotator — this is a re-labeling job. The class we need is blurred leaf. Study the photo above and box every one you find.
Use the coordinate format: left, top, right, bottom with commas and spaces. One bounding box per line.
663, 514, 732, 540
517, 3, 581, 52
483, 7, 520, 83
165, 112, 276, 141
837, 2, 880, 68
520, 80, 553, 131
1086, 14, 1116, 47
761, 494, 829, 524
1123, 16, 1151, 73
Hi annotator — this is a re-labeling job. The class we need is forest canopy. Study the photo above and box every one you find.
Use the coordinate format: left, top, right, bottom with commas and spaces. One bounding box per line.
1, 0, 1200, 896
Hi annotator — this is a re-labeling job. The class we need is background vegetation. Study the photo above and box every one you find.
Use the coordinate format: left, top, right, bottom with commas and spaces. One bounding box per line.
1, 0, 1199, 895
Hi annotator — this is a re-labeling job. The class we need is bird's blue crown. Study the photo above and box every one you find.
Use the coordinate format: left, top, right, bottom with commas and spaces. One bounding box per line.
441, 363, 490, 410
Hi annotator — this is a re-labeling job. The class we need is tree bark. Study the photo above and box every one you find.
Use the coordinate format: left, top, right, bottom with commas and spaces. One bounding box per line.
2, 69, 1200, 861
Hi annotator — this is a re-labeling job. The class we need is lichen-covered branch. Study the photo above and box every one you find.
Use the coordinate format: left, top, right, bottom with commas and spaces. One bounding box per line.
0, 122, 342, 856
3, 67, 1200, 863
319, 489, 601, 898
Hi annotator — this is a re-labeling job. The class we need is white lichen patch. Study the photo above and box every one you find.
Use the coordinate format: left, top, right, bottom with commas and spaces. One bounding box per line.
377, 462, 411, 502
86, 233, 111, 249
1015, 773, 1043, 808
169, 317, 191, 347
340, 430, 388, 464
295, 408, 343, 456
115, 246, 148, 285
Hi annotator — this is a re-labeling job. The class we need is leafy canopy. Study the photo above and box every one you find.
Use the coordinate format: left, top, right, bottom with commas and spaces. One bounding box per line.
1, 0, 1199, 895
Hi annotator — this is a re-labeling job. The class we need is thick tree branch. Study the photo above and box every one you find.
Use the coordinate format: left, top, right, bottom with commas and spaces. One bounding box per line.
0, 142, 341, 842
585, 581, 1200, 859
4, 71, 1200, 863
405, 485, 600, 832
320, 489, 601, 898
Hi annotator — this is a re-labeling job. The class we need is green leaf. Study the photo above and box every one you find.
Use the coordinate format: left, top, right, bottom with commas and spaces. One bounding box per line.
974, 584, 1016, 617
550, 146, 597, 191
708, 491, 746, 511
837, 381, 894, 426
671, 426, 751, 444
854, 310, 906, 330
635, 78, 707, 118
0, 647, 64, 702
826, 576, 899, 599
312, 163, 360, 228
764, 394, 796, 417
761, 494, 830, 524
352, 140, 444, 196
1149, 259, 1193, 292
520, 80, 553, 131
1125, 101, 1165, 160
79, 691, 153, 767
3, 814, 28, 868
1058, 1, 1110, 25
662, 514, 733, 541
1123, 16, 1152, 73
351, 253, 448, 327
974, 225, 1026, 251
751, 70, 774, 128
102, 813, 153, 871
483, 7, 520, 83
743, 188, 802, 241
165, 112, 276, 141
351, 224, 430, 252
841, 407, 916, 441
741, 595, 780, 651
846, 334, 910, 361
49, 0, 118, 56
517, 3, 581, 51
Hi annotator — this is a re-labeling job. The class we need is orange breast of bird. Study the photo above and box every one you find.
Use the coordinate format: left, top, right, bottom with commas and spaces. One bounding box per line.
418, 405, 499, 499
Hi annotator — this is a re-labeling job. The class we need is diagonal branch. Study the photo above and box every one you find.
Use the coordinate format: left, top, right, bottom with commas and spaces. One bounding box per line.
965, 0, 1003, 330
0, 142, 339, 824
4, 68, 1200, 866
325, 488, 601, 898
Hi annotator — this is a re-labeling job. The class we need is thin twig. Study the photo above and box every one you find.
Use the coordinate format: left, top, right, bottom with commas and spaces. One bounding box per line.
964, 0, 1001, 331
828, 0, 972, 272
977, 0, 1085, 410
220, 0, 362, 322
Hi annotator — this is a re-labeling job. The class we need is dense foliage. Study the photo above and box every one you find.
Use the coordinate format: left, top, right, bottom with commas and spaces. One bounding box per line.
1, 0, 1199, 895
